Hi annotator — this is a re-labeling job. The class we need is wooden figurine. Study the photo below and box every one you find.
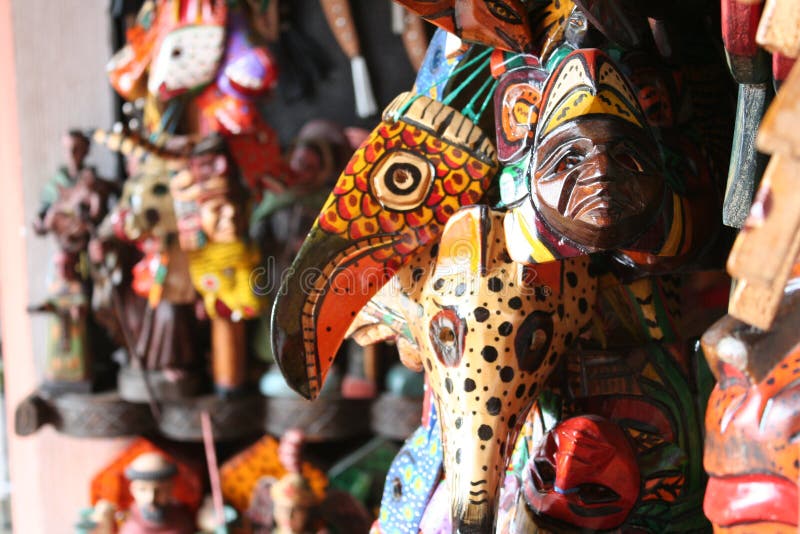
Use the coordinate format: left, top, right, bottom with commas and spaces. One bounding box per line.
90, 440, 203, 534
119, 452, 196, 534
171, 135, 264, 394
220, 430, 370, 533
30, 130, 117, 392
94, 147, 204, 402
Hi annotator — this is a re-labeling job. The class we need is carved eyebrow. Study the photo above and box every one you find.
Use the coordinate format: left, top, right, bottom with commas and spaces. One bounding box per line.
535, 137, 592, 171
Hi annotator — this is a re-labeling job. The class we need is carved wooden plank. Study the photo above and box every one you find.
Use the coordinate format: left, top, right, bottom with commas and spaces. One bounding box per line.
757, 59, 800, 156
756, 0, 800, 58
728, 152, 800, 329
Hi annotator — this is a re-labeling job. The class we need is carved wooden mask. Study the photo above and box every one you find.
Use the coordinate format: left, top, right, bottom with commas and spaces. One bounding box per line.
504, 49, 672, 262
271, 92, 497, 400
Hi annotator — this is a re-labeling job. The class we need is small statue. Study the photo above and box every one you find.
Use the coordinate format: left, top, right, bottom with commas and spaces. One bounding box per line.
120, 452, 195, 534
93, 148, 204, 402
30, 130, 117, 392
171, 135, 264, 394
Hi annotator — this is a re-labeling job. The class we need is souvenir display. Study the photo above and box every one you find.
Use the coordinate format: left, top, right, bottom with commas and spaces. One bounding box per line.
271, 1, 733, 531
20, 1, 800, 532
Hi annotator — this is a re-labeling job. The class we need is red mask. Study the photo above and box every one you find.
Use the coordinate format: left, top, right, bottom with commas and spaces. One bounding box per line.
524, 415, 640, 530
702, 288, 800, 531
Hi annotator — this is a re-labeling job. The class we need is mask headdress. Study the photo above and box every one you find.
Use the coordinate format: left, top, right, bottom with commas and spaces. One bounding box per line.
536, 48, 646, 141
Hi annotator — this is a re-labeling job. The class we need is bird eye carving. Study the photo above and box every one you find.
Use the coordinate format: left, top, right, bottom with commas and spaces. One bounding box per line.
370, 150, 434, 211
486, 0, 523, 24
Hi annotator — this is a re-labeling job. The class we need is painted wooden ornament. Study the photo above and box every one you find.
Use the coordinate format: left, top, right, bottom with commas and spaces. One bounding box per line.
90, 439, 203, 530
346, 205, 596, 531
393, 0, 534, 53
173, 140, 264, 393
94, 148, 203, 401
31, 131, 118, 392
271, 91, 497, 400
107, 0, 228, 104
702, 282, 800, 533
193, 9, 291, 195
319, 0, 378, 118
503, 48, 676, 261
728, 60, 800, 330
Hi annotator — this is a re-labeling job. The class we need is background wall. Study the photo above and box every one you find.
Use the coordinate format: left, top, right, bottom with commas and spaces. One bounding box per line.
2, 1, 132, 532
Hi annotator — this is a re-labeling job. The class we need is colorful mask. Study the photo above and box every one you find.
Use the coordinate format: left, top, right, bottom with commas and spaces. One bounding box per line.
503, 49, 691, 263
394, 0, 534, 52
271, 92, 497, 400
702, 284, 800, 533
146, 0, 227, 102
524, 415, 640, 531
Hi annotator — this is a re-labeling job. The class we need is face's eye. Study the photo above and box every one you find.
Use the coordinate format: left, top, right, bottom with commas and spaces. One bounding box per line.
555, 152, 584, 173
612, 147, 644, 172
392, 478, 403, 499
486, 0, 523, 24
152, 183, 169, 196
429, 309, 465, 368
577, 483, 621, 505
514, 311, 553, 372
370, 150, 434, 211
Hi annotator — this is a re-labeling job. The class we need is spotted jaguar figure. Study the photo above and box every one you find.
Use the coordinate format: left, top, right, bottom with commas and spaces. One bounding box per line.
350, 205, 597, 531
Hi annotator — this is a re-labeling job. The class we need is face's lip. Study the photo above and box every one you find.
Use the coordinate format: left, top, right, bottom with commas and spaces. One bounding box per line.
704, 474, 799, 527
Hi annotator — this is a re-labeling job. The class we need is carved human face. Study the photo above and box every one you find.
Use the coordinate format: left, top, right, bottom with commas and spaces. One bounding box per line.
273, 502, 311, 534
62, 133, 90, 173
130, 478, 173, 523
702, 292, 800, 533
530, 118, 665, 250
524, 415, 640, 531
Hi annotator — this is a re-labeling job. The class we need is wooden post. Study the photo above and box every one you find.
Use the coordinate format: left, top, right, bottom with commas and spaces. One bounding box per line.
211, 317, 246, 392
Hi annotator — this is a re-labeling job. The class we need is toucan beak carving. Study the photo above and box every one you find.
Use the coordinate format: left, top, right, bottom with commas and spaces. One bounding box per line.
270, 91, 497, 399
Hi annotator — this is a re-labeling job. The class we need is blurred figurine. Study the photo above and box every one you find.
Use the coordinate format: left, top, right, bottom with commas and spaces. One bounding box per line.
120, 452, 195, 534
170, 135, 264, 394
30, 130, 117, 392
93, 147, 204, 402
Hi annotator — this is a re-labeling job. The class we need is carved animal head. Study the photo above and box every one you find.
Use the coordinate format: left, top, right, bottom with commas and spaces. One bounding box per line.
271, 92, 497, 400
350, 206, 596, 531
394, 0, 534, 52
107, 0, 227, 102
113, 157, 180, 242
